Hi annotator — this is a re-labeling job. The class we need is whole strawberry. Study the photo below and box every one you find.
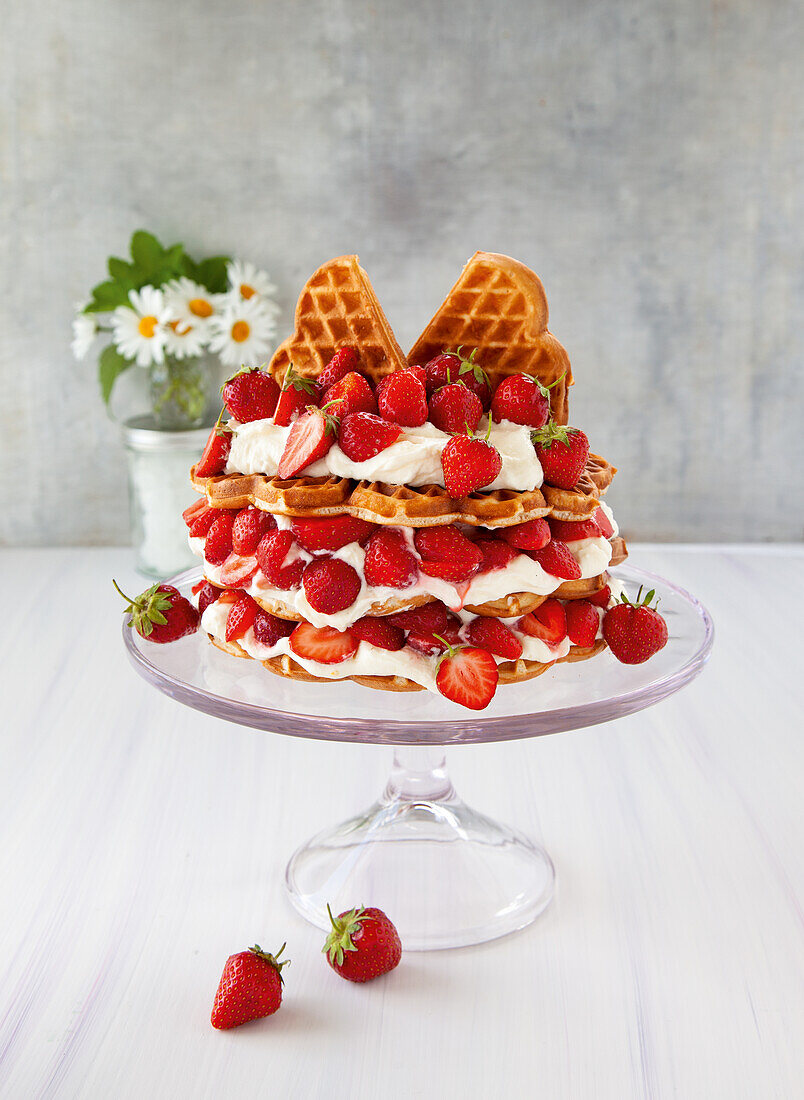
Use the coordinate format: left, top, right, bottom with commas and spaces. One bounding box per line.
323, 905, 401, 983
441, 432, 502, 496
424, 348, 491, 409
221, 366, 280, 423
428, 382, 483, 434
532, 422, 590, 489
211, 943, 289, 1030
114, 580, 199, 642
317, 345, 361, 390
491, 373, 552, 428
602, 587, 669, 664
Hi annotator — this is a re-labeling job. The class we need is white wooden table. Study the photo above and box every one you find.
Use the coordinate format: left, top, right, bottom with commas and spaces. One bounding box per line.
1, 546, 802, 1099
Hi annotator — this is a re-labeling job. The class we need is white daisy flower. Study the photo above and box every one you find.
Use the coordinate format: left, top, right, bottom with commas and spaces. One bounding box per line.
163, 317, 209, 360
208, 296, 277, 368
71, 313, 98, 360
111, 286, 173, 367
226, 260, 278, 303
164, 277, 220, 332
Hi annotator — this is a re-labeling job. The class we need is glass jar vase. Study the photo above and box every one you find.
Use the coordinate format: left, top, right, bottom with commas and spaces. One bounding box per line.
149, 354, 217, 431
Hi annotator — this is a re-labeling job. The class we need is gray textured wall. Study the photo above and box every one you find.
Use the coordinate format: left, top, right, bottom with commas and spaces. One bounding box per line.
2, 0, 802, 545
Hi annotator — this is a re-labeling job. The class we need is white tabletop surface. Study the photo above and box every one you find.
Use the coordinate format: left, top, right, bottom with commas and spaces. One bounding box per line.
1, 545, 802, 1099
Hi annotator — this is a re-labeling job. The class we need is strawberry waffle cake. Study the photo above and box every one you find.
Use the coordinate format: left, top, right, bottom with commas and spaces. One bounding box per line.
184, 252, 658, 711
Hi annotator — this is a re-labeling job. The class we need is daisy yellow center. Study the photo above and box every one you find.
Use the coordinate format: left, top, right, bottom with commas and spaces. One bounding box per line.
189, 297, 213, 318
240, 283, 256, 300
231, 320, 251, 343
138, 315, 158, 338
169, 320, 192, 335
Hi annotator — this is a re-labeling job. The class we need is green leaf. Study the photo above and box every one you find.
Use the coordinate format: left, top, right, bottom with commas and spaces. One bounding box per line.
99, 345, 134, 404
195, 255, 231, 294
86, 279, 130, 312
108, 256, 136, 285
130, 229, 167, 274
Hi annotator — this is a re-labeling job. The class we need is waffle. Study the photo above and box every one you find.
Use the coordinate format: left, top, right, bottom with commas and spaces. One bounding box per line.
268, 255, 407, 387
408, 252, 572, 424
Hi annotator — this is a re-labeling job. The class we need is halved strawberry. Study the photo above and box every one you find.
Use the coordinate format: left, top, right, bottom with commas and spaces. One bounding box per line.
183, 498, 208, 526
414, 527, 483, 583
350, 616, 405, 651
593, 506, 615, 539
500, 517, 551, 552
338, 412, 402, 462
528, 539, 582, 580
316, 346, 360, 391
189, 505, 220, 538
225, 593, 260, 642
587, 583, 611, 608
291, 514, 376, 554
435, 644, 499, 709
195, 420, 232, 477
466, 617, 523, 660
474, 538, 521, 574
363, 528, 418, 589
565, 600, 599, 647
387, 601, 450, 633
277, 407, 339, 479
274, 364, 321, 427
216, 589, 239, 607
232, 506, 276, 554
205, 511, 236, 566
547, 515, 602, 542
219, 553, 259, 588
518, 598, 567, 646
289, 622, 357, 664
322, 372, 377, 419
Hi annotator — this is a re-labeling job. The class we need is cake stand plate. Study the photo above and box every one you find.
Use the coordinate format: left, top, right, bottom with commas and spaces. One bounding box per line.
124, 565, 713, 949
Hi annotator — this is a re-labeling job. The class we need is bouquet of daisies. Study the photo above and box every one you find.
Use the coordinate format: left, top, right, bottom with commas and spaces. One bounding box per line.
72, 230, 279, 426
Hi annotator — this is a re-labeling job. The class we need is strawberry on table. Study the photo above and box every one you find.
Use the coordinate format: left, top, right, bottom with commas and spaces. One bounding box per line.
376, 369, 428, 426
363, 528, 419, 589
289, 622, 357, 663
232, 506, 276, 554
291, 514, 376, 553
466, 616, 523, 660
205, 511, 236, 566
414, 526, 483, 583
528, 538, 582, 580
195, 415, 233, 477
517, 598, 567, 646
211, 943, 289, 1030
500, 517, 551, 552
114, 580, 199, 643
322, 371, 377, 419
225, 592, 260, 641
350, 616, 406, 651
565, 600, 600, 647
441, 432, 502, 497
491, 373, 555, 428
338, 412, 402, 462
277, 406, 339, 479
221, 366, 280, 423
532, 423, 590, 490
274, 364, 321, 427
435, 641, 499, 709
302, 557, 362, 614
428, 382, 483, 434
323, 905, 401, 983
602, 587, 668, 664
316, 346, 361, 391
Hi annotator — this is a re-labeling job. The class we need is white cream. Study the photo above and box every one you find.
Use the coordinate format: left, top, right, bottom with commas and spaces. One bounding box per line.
225, 416, 543, 492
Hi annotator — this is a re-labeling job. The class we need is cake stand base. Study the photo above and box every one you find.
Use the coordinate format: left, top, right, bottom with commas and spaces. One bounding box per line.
285, 746, 555, 950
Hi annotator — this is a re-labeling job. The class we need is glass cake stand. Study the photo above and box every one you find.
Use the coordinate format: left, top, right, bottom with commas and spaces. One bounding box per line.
123, 564, 713, 950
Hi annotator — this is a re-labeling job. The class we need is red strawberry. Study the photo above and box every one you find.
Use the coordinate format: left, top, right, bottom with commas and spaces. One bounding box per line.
404, 363, 427, 385
491, 373, 551, 428
225, 592, 260, 641
363, 528, 419, 589
302, 557, 362, 614
232, 506, 276, 554
221, 366, 280, 423
114, 580, 199, 643
323, 905, 401, 983
532, 423, 590, 490
414, 526, 483, 583
277, 406, 339, 478
256, 530, 305, 590
338, 412, 402, 462
189, 505, 220, 538
518, 598, 567, 646
406, 612, 462, 656
205, 511, 236, 566
500, 517, 551, 553
196, 581, 221, 617
316, 346, 361, 391
322, 371, 377, 419
424, 352, 461, 393
441, 434, 502, 496
474, 538, 522, 573
602, 588, 668, 664
376, 370, 427, 426
289, 622, 357, 664
466, 616, 523, 660
291, 514, 376, 554
219, 553, 259, 588
274, 364, 321, 426
253, 611, 295, 648
565, 600, 600, 647
216, 590, 239, 607
547, 515, 602, 542
587, 583, 611, 608
428, 382, 483, 434
594, 506, 615, 539
528, 539, 582, 580
350, 616, 405, 651
435, 643, 499, 709
211, 944, 289, 1030
388, 601, 449, 633
183, 498, 208, 527
424, 349, 491, 409
195, 418, 232, 477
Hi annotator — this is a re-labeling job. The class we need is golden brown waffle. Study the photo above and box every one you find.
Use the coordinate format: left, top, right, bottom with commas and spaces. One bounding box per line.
609, 537, 629, 566
268, 256, 407, 387
408, 252, 572, 424
563, 639, 607, 662
541, 454, 617, 519
554, 574, 607, 600
463, 592, 546, 617
191, 468, 551, 528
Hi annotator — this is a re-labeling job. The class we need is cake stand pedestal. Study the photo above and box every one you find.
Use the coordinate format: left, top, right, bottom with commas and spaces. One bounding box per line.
124, 565, 713, 950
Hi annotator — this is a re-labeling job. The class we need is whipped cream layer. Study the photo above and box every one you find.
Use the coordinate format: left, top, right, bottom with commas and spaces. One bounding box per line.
190, 518, 615, 631
225, 417, 544, 491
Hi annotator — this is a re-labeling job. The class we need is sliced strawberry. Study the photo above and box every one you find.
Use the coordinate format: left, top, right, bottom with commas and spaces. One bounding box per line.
195, 422, 232, 477
232, 506, 276, 554
466, 617, 523, 660
406, 613, 462, 656
414, 526, 483, 583
594, 506, 615, 539
528, 539, 582, 580
219, 553, 259, 588
322, 371, 377, 419
518, 598, 567, 646
183, 498, 208, 526
565, 600, 599, 647
302, 557, 362, 614
428, 383, 483, 434
441, 435, 502, 497
587, 583, 611, 609
435, 645, 499, 709
289, 622, 357, 664
216, 589, 239, 606
376, 370, 427, 426
338, 412, 402, 462
253, 610, 296, 648
225, 592, 260, 641
205, 511, 236, 566
500, 517, 551, 552
291, 514, 376, 554
548, 515, 602, 542
474, 538, 521, 573
277, 407, 339, 479
274, 364, 321, 427
363, 528, 419, 589
350, 616, 405, 651
316, 346, 360, 391
387, 601, 450, 633
189, 505, 220, 538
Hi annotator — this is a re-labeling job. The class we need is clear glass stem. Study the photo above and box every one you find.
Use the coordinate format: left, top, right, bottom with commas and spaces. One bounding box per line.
383, 745, 455, 803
